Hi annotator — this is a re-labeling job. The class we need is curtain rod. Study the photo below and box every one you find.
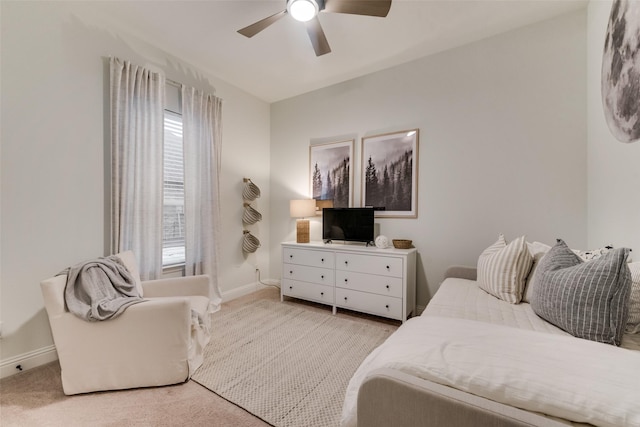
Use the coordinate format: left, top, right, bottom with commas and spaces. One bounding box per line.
165, 76, 220, 98
166, 78, 181, 88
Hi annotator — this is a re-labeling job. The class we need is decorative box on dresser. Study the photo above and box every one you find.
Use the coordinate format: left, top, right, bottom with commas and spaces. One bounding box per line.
281, 241, 417, 322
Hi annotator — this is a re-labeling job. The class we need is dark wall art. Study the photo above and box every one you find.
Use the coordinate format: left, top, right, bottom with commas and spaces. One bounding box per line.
309, 139, 354, 209
602, 0, 640, 143
361, 129, 418, 218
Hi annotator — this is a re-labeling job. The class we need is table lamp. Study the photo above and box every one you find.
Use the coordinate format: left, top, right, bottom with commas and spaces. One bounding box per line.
290, 199, 316, 243
315, 199, 334, 215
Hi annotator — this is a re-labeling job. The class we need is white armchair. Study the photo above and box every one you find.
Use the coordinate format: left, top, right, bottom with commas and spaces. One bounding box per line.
40, 251, 211, 395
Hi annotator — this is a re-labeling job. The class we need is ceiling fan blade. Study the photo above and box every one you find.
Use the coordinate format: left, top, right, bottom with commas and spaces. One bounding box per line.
323, 0, 391, 17
237, 9, 287, 38
305, 16, 331, 56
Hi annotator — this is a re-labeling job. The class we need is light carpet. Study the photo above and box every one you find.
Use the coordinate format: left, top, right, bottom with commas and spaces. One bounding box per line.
192, 299, 395, 427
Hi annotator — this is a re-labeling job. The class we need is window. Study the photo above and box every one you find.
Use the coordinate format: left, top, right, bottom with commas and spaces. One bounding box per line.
111, 59, 221, 296
162, 111, 186, 267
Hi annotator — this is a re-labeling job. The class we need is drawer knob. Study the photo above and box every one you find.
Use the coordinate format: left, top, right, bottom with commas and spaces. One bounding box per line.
386, 285, 390, 289
344, 261, 348, 265
320, 292, 324, 296
290, 254, 293, 259
289, 270, 293, 275
385, 304, 389, 309
386, 265, 390, 270
321, 275, 324, 279
344, 278, 348, 283
321, 258, 324, 262
344, 297, 348, 301
289, 286, 293, 290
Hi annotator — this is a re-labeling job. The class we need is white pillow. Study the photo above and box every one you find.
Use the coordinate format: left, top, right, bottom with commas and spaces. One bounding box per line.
477, 234, 533, 304
113, 250, 144, 297
626, 262, 640, 334
523, 241, 552, 303
572, 245, 614, 261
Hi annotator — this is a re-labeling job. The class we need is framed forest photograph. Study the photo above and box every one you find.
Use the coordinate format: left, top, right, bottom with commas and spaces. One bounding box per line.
309, 139, 354, 212
361, 129, 419, 218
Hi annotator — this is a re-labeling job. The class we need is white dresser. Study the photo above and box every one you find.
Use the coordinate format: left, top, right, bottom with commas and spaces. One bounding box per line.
281, 241, 417, 322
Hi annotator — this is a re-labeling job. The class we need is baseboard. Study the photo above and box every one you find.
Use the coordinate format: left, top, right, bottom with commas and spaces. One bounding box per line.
1, 280, 281, 379
221, 279, 280, 302
0, 345, 58, 379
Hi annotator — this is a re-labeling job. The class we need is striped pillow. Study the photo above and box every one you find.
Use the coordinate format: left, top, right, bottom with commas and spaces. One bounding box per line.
531, 239, 632, 346
477, 234, 533, 304
626, 262, 640, 334
523, 243, 615, 303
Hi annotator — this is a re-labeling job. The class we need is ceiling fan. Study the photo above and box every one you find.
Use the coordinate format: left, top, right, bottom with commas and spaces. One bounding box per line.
237, 0, 392, 57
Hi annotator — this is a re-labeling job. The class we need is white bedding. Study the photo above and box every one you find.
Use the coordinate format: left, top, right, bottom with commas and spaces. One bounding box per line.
424, 278, 640, 351
423, 278, 567, 333
341, 315, 640, 427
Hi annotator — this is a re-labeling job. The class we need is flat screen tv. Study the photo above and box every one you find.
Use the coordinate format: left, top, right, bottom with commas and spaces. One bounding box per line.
322, 208, 374, 245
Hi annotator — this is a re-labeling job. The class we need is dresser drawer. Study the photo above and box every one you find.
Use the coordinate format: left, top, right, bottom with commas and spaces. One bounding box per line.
335, 288, 401, 320
283, 247, 335, 269
335, 253, 403, 278
282, 264, 334, 286
282, 279, 334, 304
335, 271, 402, 298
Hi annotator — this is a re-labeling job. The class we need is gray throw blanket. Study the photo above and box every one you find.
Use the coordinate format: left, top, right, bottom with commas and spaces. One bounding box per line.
62, 256, 145, 321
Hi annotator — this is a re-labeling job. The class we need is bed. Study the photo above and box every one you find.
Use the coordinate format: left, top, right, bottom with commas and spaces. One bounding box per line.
341, 273, 640, 427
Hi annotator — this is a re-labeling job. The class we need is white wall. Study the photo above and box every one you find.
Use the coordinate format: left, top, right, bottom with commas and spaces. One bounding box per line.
0, 2, 270, 370
270, 10, 588, 307
587, 1, 640, 255
1, 2, 601, 377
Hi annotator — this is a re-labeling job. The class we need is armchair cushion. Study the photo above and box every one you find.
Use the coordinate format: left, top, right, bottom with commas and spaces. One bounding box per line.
113, 250, 144, 297
142, 275, 210, 299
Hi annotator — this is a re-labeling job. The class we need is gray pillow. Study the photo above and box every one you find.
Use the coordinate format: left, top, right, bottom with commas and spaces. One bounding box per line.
530, 239, 631, 346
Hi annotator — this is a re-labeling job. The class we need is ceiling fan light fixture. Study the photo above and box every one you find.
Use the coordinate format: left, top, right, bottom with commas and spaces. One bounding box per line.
287, 0, 319, 22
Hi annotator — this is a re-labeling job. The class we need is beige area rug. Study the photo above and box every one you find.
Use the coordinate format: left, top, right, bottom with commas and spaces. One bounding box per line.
192, 299, 395, 427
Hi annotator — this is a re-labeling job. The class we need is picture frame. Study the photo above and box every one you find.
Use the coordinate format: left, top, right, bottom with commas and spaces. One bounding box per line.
361, 129, 419, 218
602, 0, 640, 143
309, 139, 354, 213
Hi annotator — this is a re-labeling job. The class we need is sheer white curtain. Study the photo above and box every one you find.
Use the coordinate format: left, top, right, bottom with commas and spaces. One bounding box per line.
110, 57, 165, 280
182, 86, 223, 311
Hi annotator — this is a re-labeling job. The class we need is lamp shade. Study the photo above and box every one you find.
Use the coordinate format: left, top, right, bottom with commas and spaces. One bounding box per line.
315, 199, 334, 214
290, 199, 316, 218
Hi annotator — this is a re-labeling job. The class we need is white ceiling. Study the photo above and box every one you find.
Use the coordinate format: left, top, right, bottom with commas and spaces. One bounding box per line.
77, 0, 587, 103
